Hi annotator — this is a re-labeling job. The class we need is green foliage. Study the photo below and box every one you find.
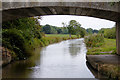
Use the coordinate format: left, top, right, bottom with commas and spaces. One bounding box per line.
45, 34, 76, 38
98, 28, 105, 34
67, 20, 86, 37
86, 28, 98, 34
86, 28, 93, 34
42, 24, 57, 34
2, 28, 26, 59
3, 17, 42, 40
42, 24, 68, 34
68, 20, 79, 35
2, 17, 79, 60
85, 34, 104, 47
104, 27, 116, 39
62, 27, 68, 34
42, 20, 86, 38
41, 34, 78, 45
87, 38, 116, 55
99, 27, 116, 39
75, 27, 86, 37
2, 17, 43, 59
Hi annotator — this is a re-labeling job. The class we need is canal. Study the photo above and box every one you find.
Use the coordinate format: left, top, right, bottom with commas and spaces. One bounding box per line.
2, 38, 103, 78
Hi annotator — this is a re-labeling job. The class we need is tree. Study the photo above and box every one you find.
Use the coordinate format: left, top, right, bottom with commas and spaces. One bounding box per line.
75, 26, 86, 38
62, 22, 67, 27
42, 24, 57, 34
99, 28, 105, 34
62, 22, 68, 34
93, 29, 99, 33
62, 27, 68, 34
86, 28, 93, 34
75, 26, 81, 38
57, 28, 62, 34
104, 27, 116, 39
67, 20, 81, 37
80, 27, 86, 37
2, 17, 43, 59
98, 27, 116, 39
62, 20, 86, 38
42, 24, 51, 34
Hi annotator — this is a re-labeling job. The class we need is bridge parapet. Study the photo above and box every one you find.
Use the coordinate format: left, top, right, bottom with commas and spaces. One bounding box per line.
2, 2, 120, 13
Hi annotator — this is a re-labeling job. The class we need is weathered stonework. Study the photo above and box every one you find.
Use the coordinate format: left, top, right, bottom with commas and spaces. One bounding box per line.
2, 2, 120, 22
116, 22, 120, 55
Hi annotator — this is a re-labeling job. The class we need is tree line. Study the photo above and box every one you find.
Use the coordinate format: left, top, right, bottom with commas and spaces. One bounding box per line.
41, 20, 116, 39
99, 27, 116, 39
42, 20, 87, 38
41, 24, 68, 34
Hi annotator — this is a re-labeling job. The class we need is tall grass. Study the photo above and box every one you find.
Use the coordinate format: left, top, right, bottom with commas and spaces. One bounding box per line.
85, 34, 116, 55
39, 34, 78, 46
86, 38, 116, 55
85, 34, 104, 47
45, 34, 76, 38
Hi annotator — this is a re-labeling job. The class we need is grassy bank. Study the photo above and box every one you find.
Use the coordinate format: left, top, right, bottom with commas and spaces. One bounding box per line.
86, 38, 116, 55
45, 34, 76, 38
85, 34, 118, 79
27, 34, 78, 54
39, 34, 78, 47
84, 34, 116, 55
2, 33, 78, 61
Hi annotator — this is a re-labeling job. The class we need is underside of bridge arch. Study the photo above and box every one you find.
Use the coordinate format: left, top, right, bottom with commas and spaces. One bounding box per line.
2, 6, 120, 22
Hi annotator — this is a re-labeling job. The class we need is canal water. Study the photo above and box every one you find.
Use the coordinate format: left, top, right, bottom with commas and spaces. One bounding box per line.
2, 38, 101, 78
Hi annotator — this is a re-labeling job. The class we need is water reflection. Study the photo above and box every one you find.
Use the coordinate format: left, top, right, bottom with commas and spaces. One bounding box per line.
2, 38, 99, 78
69, 43, 81, 56
2, 48, 42, 78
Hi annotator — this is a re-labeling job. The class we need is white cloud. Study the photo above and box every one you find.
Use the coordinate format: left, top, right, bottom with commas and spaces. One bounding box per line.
39, 15, 115, 30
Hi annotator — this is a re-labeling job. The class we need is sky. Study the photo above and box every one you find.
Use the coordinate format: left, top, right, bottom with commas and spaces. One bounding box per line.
39, 15, 115, 30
